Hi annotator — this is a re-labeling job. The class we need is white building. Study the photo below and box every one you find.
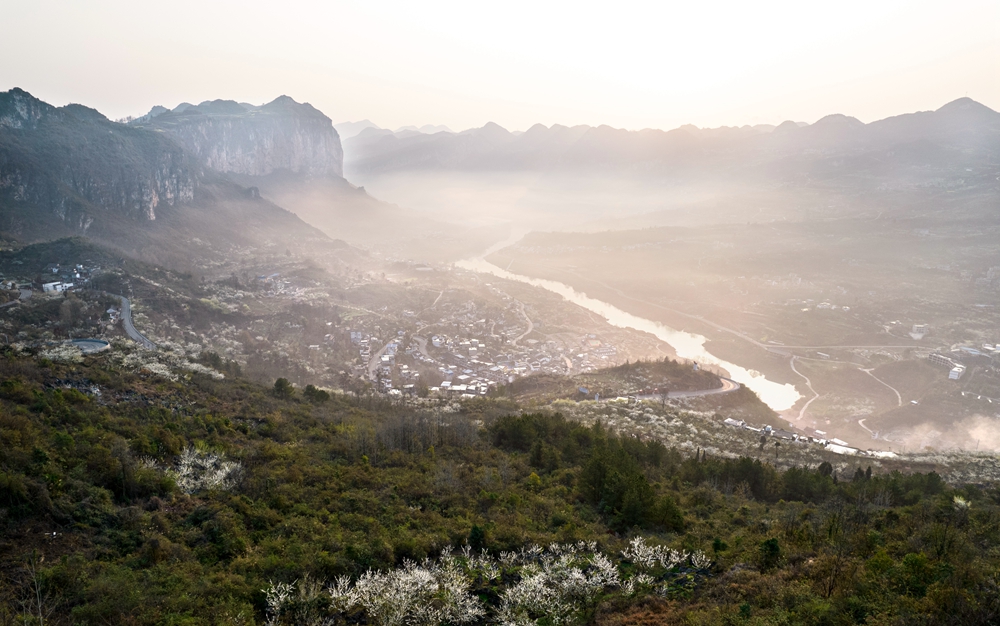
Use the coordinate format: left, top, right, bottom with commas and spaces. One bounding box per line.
42, 282, 71, 293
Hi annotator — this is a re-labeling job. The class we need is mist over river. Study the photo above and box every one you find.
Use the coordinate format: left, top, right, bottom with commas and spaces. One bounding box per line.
456, 238, 802, 412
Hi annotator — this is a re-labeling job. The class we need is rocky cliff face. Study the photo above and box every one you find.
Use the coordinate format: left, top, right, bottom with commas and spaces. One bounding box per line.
0, 88, 198, 228
137, 96, 343, 178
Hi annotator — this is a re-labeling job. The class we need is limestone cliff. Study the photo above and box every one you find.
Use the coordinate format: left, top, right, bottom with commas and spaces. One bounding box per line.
0, 88, 198, 227
137, 96, 343, 178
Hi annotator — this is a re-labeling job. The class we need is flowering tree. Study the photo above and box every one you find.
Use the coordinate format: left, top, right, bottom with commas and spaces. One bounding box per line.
265, 539, 711, 626
329, 552, 484, 626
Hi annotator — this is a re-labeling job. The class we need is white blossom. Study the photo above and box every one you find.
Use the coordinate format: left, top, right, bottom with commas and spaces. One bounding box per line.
40, 344, 84, 363
263, 580, 294, 626
170, 446, 241, 494
329, 558, 484, 626
690, 550, 712, 569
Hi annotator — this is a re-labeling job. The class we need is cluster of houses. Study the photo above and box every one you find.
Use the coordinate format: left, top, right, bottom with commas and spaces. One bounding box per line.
336, 285, 632, 398
346, 326, 619, 398
2, 261, 100, 295
927, 345, 1000, 381
928, 352, 968, 380
255, 272, 312, 300
40, 262, 96, 293
427, 334, 543, 387
350, 330, 372, 363
722, 418, 897, 459
419, 335, 500, 397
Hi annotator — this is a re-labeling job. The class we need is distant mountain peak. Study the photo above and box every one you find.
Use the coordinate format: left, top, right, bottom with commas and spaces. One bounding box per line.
268, 95, 299, 106
463, 121, 511, 141
0, 88, 52, 129
812, 113, 864, 128
334, 119, 381, 140
773, 120, 800, 133
193, 99, 247, 115
936, 96, 998, 116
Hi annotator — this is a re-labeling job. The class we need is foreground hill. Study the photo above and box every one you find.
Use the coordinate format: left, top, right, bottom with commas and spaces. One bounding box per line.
2, 347, 1000, 624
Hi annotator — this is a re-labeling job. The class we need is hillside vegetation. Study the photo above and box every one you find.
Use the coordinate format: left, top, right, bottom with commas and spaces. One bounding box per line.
2, 351, 1000, 625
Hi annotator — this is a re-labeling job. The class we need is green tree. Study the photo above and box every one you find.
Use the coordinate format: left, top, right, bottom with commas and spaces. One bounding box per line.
759, 538, 782, 572
303, 384, 329, 403
273, 377, 294, 399
469, 525, 487, 551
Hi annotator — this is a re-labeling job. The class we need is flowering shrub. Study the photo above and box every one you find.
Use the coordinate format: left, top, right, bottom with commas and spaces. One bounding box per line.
170, 447, 241, 494
265, 540, 710, 626
329, 550, 484, 626
39, 344, 83, 363
109, 347, 224, 381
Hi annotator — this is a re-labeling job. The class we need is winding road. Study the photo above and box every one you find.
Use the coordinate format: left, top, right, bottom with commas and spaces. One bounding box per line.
860, 368, 903, 407
787, 355, 904, 431
4, 290, 156, 351
119, 296, 156, 349
633, 376, 741, 401
510, 301, 534, 346
789, 356, 821, 421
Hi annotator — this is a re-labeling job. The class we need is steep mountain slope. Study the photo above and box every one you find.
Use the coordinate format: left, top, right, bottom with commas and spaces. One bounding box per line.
132, 96, 492, 260
0, 88, 198, 228
133, 96, 343, 178
0, 89, 349, 272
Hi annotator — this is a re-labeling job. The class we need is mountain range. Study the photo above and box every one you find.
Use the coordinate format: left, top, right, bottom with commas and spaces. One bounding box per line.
0, 89, 505, 266
344, 98, 1000, 191
3, 88, 999, 270
334, 119, 454, 140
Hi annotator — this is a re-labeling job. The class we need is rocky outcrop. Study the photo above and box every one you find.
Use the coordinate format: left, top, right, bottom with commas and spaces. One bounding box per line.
137, 96, 343, 178
0, 88, 198, 226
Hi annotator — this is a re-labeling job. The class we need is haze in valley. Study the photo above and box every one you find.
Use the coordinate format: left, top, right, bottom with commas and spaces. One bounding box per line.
10, 3, 1000, 624
4, 2, 1000, 452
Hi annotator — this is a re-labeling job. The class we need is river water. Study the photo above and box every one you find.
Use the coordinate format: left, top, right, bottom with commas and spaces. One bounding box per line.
455, 239, 802, 412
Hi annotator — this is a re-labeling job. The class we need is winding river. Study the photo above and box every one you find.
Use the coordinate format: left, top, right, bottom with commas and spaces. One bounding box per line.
456, 237, 802, 412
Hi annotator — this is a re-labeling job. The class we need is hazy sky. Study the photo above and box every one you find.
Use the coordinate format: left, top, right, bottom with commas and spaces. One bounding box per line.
3, 0, 999, 132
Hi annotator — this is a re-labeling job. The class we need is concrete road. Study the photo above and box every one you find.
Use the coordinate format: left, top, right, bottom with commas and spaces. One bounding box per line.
412, 335, 436, 363
119, 296, 156, 349
367, 340, 392, 380
510, 301, 533, 346
633, 376, 741, 402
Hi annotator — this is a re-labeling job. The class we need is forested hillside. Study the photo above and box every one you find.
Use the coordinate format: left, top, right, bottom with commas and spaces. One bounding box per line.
2, 350, 999, 625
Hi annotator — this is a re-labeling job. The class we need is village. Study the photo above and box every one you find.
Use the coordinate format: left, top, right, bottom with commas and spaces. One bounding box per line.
7, 244, 1000, 467
347, 292, 623, 398
0, 260, 100, 294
